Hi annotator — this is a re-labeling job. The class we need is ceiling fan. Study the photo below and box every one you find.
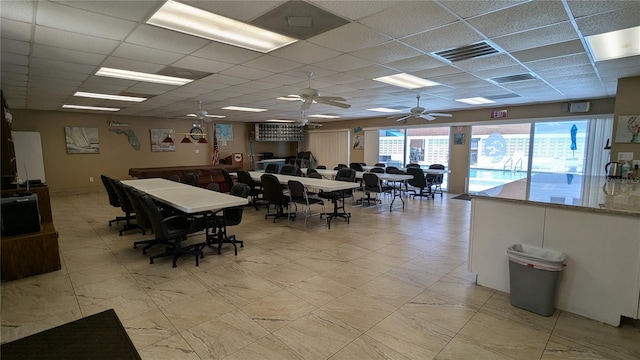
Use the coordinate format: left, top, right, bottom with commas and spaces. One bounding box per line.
281, 73, 351, 111
184, 101, 225, 123
297, 110, 323, 128
392, 95, 452, 122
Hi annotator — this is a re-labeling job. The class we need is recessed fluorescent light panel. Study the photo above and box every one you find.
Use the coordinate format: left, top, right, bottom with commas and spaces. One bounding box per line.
222, 106, 268, 112
277, 95, 301, 101
62, 104, 120, 111
308, 114, 339, 119
266, 119, 295, 123
373, 73, 440, 89
186, 113, 226, 118
368, 107, 402, 113
585, 26, 640, 62
455, 97, 495, 105
96, 67, 193, 86
73, 91, 147, 102
147, 0, 297, 53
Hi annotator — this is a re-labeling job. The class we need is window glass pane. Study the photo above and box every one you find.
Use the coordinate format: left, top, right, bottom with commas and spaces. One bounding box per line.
378, 129, 405, 167
405, 127, 450, 189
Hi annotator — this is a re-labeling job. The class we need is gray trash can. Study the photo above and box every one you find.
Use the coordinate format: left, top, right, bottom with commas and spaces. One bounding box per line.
507, 244, 567, 316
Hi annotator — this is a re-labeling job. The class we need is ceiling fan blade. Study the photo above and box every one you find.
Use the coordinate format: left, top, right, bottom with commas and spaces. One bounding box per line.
396, 115, 410, 122
315, 98, 351, 109
427, 112, 452, 117
422, 114, 436, 121
316, 96, 346, 102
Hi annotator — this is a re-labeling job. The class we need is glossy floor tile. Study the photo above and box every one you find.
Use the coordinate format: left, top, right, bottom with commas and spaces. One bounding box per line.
2, 191, 639, 359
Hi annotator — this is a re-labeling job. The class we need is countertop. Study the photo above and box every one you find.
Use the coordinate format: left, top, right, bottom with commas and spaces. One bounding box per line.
473, 173, 640, 217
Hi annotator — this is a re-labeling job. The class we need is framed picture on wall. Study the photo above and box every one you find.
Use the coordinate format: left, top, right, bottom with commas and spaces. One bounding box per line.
150, 128, 176, 152
615, 115, 640, 143
65, 127, 99, 154
454, 133, 465, 145
215, 124, 233, 142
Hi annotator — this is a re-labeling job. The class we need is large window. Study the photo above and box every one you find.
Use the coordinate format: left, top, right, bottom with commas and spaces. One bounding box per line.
469, 118, 611, 197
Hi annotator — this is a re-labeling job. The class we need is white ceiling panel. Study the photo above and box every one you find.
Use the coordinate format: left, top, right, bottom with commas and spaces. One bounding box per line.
1, 0, 635, 121
36, 1, 136, 40
34, 26, 120, 55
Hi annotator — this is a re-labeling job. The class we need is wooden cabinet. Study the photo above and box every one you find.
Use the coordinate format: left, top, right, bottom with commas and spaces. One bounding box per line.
1, 186, 61, 281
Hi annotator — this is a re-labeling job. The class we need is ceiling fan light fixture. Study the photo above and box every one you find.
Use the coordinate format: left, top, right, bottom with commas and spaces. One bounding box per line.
147, 0, 297, 53
373, 73, 440, 89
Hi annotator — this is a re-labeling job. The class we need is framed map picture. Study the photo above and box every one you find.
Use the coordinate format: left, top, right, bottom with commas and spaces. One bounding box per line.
150, 128, 175, 152
215, 124, 233, 142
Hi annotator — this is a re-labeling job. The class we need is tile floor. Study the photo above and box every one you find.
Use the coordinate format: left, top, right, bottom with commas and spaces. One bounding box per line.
2, 191, 639, 359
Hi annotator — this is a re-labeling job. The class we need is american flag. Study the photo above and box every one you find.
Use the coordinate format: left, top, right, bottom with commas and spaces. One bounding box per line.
212, 126, 219, 165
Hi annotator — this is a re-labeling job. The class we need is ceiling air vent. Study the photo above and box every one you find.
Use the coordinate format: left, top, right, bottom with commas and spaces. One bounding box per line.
432, 41, 500, 62
490, 73, 537, 84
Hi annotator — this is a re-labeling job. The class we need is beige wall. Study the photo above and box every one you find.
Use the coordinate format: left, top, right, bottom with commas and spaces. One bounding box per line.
12, 95, 624, 195
611, 76, 640, 164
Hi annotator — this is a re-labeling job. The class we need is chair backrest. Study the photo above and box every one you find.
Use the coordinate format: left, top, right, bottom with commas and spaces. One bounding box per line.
335, 168, 356, 182
374, 163, 386, 167
406, 163, 420, 168
206, 183, 221, 192
280, 164, 297, 175
223, 183, 250, 226
429, 164, 445, 170
306, 168, 318, 176
184, 172, 199, 186
230, 183, 251, 198
370, 167, 384, 173
123, 185, 151, 229
261, 174, 287, 205
109, 178, 134, 213
406, 167, 426, 187
427, 164, 445, 185
169, 174, 181, 182
315, 165, 327, 169
137, 194, 190, 240
362, 172, 380, 188
265, 163, 279, 173
100, 175, 120, 207
349, 162, 364, 171
221, 168, 234, 191
335, 163, 348, 170
287, 180, 306, 203
236, 170, 255, 187
385, 166, 400, 174
307, 172, 323, 179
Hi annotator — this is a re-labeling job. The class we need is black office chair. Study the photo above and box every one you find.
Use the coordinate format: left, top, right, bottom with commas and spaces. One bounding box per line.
205, 183, 250, 255
333, 163, 348, 170
169, 174, 181, 182
406, 167, 431, 198
370, 167, 385, 173
236, 170, 266, 210
361, 172, 393, 206
206, 183, 221, 192
265, 163, 279, 173
287, 179, 325, 229
261, 173, 293, 223
101, 175, 129, 226
307, 172, 323, 179
280, 164, 299, 176
125, 186, 178, 254
315, 165, 327, 169
349, 162, 364, 171
427, 164, 445, 198
109, 178, 144, 236
306, 168, 319, 176
374, 163, 386, 168
184, 172, 199, 186
138, 194, 206, 267
406, 163, 420, 169
220, 168, 235, 193
318, 168, 355, 229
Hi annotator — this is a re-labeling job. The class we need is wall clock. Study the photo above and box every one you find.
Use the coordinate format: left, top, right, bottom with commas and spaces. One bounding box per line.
190, 126, 204, 140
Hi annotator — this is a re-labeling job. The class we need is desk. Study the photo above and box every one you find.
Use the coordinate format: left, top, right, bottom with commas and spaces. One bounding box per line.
128, 165, 240, 187
248, 171, 360, 228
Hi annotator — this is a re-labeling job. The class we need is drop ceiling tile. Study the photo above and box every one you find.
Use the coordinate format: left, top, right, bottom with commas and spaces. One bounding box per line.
33, 26, 119, 55
567, 0, 637, 18
401, 22, 484, 54
432, 72, 482, 86
171, 56, 235, 74
242, 55, 303, 73
112, 43, 185, 65
101, 57, 166, 74
219, 65, 274, 80
312, 54, 373, 72
1, 53, 28, 66
238, 80, 281, 90
199, 74, 251, 86
182, 0, 284, 21
1, 0, 35, 22
125, 83, 177, 95
359, 1, 457, 38
1, 39, 29, 55
55, 0, 159, 22
310, 1, 397, 21
32, 44, 106, 66
491, 22, 579, 52
271, 41, 341, 64
575, 4, 640, 36
467, 1, 569, 38
536, 64, 596, 79
414, 65, 463, 78
512, 40, 586, 63
350, 41, 423, 64
126, 24, 209, 54
1, 18, 33, 42
30, 67, 90, 82
316, 72, 363, 85
598, 64, 640, 82
347, 64, 397, 79
1, 72, 28, 83
36, 1, 136, 40
525, 53, 592, 72
1, 64, 28, 75
439, 0, 528, 19
307, 22, 391, 52
381, 55, 443, 73
473, 65, 531, 79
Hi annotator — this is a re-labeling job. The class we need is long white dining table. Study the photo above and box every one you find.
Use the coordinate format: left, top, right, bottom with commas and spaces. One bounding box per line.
122, 178, 247, 213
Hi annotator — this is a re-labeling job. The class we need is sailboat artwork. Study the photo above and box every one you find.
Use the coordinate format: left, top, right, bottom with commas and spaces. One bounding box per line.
65, 127, 100, 154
